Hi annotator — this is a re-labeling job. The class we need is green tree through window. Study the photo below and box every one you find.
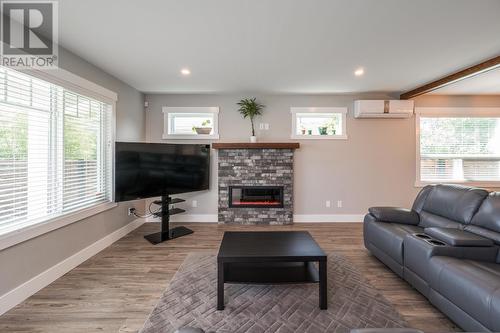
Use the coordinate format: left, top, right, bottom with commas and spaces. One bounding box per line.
64, 115, 98, 160
0, 113, 28, 160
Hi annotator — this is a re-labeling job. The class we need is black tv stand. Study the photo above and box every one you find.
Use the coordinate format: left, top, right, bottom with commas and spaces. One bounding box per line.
144, 195, 193, 245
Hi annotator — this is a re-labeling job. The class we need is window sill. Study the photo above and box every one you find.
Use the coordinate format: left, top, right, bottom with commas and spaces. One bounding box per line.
291, 134, 348, 140
162, 134, 220, 140
0, 202, 118, 251
415, 180, 500, 188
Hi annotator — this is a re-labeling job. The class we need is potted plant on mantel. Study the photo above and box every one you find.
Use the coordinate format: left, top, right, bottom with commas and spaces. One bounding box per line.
237, 97, 264, 143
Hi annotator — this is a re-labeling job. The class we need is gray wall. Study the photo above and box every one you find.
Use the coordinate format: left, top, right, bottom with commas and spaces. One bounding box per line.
0, 48, 145, 297
145, 93, 500, 218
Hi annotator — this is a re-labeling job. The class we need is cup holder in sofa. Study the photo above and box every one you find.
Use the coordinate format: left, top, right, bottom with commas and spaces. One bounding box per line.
415, 233, 432, 240
427, 239, 446, 246
412, 233, 447, 246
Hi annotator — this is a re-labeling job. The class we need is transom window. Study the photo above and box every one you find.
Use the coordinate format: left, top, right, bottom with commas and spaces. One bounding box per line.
416, 108, 500, 186
291, 107, 347, 139
163, 106, 219, 139
0, 66, 114, 236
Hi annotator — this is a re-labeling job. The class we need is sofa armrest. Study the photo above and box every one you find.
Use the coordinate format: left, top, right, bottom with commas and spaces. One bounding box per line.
368, 207, 419, 225
425, 227, 494, 247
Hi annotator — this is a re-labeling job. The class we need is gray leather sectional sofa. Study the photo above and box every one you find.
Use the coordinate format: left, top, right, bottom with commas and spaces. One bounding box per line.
364, 184, 500, 332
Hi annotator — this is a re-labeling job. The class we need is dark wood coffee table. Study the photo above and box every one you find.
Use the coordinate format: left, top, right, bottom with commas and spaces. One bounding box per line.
217, 231, 327, 310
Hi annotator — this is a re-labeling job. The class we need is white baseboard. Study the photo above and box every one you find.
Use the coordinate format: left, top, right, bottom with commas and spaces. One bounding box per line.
293, 214, 364, 222
146, 214, 218, 223
0, 218, 145, 316
146, 214, 364, 223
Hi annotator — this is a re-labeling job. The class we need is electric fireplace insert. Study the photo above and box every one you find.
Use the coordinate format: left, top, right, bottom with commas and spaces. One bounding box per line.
229, 186, 284, 208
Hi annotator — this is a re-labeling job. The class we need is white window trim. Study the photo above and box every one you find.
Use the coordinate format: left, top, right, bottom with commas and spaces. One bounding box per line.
162, 106, 220, 140
0, 202, 117, 251
290, 107, 348, 140
21, 67, 118, 105
0, 67, 118, 251
415, 107, 500, 188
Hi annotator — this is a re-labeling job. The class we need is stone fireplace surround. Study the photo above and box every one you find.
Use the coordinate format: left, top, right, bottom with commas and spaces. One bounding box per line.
213, 142, 300, 224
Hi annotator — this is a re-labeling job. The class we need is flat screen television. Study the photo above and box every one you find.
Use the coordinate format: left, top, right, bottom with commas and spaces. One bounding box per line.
115, 142, 210, 202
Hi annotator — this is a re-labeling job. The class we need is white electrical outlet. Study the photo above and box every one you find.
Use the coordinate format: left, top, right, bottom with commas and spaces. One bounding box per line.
192, 200, 198, 208
337, 200, 343, 208
259, 123, 264, 130
264, 123, 270, 130
325, 200, 331, 208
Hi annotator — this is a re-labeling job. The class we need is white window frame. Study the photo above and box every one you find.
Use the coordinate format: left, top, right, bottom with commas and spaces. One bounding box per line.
0, 67, 118, 251
415, 107, 500, 188
290, 107, 348, 140
162, 106, 220, 139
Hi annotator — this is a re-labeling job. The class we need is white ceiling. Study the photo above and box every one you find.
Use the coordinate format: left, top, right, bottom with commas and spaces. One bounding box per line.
58, 0, 500, 94
429, 67, 500, 95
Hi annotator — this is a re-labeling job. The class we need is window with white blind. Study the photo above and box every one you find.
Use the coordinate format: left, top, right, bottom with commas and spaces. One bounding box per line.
0, 66, 114, 237
162, 106, 219, 139
416, 108, 500, 186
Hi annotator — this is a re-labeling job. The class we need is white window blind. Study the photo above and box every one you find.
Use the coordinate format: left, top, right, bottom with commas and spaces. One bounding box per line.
0, 66, 113, 236
418, 115, 500, 183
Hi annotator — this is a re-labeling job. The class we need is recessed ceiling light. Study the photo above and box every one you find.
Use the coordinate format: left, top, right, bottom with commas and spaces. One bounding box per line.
354, 68, 364, 76
180, 68, 191, 76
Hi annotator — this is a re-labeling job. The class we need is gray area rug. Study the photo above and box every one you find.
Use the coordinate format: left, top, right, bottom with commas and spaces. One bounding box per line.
140, 253, 408, 333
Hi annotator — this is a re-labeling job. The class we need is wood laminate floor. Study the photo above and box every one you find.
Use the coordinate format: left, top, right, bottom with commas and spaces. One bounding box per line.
0, 222, 458, 333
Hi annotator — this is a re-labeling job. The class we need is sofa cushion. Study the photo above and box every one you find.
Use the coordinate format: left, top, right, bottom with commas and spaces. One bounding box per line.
470, 192, 500, 233
411, 185, 433, 214
421, 184, 489, 224
466, 192, 500, 249
364, 219, 422, 265
429, 256, 500, 331
418, 211, 462, 229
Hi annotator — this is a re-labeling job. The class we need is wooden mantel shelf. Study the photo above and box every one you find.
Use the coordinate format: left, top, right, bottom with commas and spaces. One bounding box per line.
212, 142, 300, 149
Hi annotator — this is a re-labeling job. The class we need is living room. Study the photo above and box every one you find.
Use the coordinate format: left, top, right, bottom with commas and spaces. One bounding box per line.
1, 1, 500, 332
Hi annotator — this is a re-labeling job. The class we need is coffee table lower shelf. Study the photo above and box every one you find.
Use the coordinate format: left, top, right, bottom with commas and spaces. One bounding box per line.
224, 262, 319, 284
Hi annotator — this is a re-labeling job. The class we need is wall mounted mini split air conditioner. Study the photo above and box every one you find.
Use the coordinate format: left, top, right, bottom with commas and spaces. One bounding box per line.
354, 100, 414, 118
